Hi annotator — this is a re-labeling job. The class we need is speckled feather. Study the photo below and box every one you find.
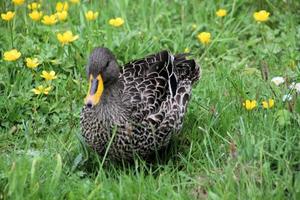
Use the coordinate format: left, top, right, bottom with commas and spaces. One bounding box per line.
80, 48, 200, 160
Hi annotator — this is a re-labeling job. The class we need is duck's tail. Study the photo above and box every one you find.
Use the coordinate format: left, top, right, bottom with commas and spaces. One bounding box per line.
174, 53, 201, 85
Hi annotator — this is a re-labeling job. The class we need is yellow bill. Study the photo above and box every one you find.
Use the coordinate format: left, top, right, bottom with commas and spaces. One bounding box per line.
85, 74, 104, 107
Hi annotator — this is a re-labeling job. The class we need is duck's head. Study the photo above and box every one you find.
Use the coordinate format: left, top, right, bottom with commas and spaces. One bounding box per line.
85, 47, 120, 108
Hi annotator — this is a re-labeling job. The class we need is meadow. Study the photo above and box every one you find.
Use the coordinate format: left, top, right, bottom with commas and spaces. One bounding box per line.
0, 0, 300, 199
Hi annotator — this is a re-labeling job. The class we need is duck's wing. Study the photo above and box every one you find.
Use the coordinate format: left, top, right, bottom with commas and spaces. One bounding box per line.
122, 50, 176, 85
135, 54, 200, 153
121, 50, 177, 120
118, 51, 200, 157
122, 51, 199, 123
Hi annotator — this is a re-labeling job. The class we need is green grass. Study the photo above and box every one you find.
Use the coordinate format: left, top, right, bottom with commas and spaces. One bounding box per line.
1, 0, 300, 199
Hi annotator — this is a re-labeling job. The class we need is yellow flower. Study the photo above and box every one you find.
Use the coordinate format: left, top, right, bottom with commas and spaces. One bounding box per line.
197, 32, 211, 45
253, 10, 270, 22
31, 85, 52, 95
109, 17, 124, 27
40, 70, 57, 81
262, 99, 275, 109
12, 0, 24, 6
56, 2, 69, 12
85, 10, 98, 21
69, 0, 80, 3
29, 11, 43, 21
216, 9, 227, 17
3, 49, 21, 61
56, 31, 79, 46
42, 15, 57, 25
1, 11, 15, 21
243, 100, 257, 111
56, 11, 68, 21
184, 48, 190, 53
28, 2, 41, 10
25, 58, 39, 69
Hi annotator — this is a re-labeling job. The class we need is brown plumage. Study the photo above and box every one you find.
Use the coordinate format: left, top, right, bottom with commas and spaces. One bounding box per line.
80, 47, 200, 160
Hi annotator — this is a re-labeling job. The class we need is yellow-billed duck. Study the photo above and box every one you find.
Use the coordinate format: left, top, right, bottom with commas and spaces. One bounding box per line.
80, 47, 200, 160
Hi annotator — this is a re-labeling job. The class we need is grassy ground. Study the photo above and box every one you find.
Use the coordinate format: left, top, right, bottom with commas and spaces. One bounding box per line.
0, 0, 300, 199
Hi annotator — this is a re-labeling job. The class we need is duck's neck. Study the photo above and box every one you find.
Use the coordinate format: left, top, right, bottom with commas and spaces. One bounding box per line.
95, 79, 127, 123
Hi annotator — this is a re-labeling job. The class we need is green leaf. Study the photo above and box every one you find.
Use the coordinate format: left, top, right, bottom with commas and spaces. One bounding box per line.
50, 154, 62, 188
242, 67, 261, 76
275, 109, 291, 126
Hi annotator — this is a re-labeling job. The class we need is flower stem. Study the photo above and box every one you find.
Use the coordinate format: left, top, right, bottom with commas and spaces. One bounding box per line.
9, 21, 14, 48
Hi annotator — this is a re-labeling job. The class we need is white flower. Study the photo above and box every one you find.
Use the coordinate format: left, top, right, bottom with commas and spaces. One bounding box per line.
289, 82, 296, 89
271, 76, 285, 86
295, 83, 300, 93
289, 82, 300, 93
282, 94, 292, 102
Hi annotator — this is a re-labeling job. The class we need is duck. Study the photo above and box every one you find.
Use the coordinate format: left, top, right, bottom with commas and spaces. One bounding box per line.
80, 47, 200, 161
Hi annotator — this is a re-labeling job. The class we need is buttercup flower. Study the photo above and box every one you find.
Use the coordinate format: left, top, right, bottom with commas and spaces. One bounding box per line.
3, 49, 21, 61
12, 0, 24, 6
41, 70, 57, 81
243, 100, 257, 110
197, 32, 211, 45
56, 2, 69, 12
216, 9, 227, 17
1, 11, 15, 21
271, 76, 285, 86
31, 85, 52, 95
29, 11, 43, 21
262, 99, 275, 109
69, 0, 80, 4
57, 31, 79, 46
28, 2, 41, 10
253, 10, 270, 22
56, 11, 68, 21
42, 15, 57, 25
85, 11, 98, 21
25, 58, 39, 69
184, 48, 190, 53
109, 17, 124, 27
